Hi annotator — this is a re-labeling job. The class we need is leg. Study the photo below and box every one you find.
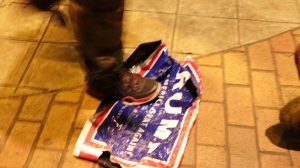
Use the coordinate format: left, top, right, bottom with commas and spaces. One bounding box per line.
69, 0, 161, 104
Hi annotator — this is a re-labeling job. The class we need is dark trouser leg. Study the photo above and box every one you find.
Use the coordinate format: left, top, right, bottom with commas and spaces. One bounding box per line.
69, 0, 125, 100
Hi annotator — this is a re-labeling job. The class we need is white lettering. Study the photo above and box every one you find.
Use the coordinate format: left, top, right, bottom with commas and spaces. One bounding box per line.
154, 119, 179, 140
147, 142, 160, 153
172, 71, 190, 91
165, 92, 183, 115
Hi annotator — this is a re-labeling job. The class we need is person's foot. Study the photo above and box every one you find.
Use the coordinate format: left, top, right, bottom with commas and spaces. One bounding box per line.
86, 69, 161, 106
118, 71, 161, 105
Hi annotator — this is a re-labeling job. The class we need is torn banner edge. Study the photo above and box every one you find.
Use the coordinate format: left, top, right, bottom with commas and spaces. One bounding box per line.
73, 44, 203, 168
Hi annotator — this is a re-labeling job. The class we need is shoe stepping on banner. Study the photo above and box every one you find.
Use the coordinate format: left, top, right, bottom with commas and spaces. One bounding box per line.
74, 42, 203, 168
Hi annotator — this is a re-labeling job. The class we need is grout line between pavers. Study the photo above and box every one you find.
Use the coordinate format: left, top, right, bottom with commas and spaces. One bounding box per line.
57, 90, 86, 168
124, 9, 177, 15
195, 64, 223, 68
225, 83, 250, 87
34, 147, 65, 152
14, 13, 54, 92
268, 37, 294, 167
235, 0, 241, 45
280, 84, 300, 88
0, 36, 40, 43
255, 106, 281, 110
294, 0, 300, 23
17, 118, 43, 123
221, 53, 230, 168
197, 143, 226, 148
251, 69, 277, 73
260, 150, 290, 156
180, 164, 195, 168
193, 120, 197, 168
227, 123, 255, 129
23, 93, 57, 167
245, 45, 262, 168
200, 99, 224, 104
0, 85, 84, 99
0, 96, 26, 153
169, 0, 180, 54
126, 8, 300, 25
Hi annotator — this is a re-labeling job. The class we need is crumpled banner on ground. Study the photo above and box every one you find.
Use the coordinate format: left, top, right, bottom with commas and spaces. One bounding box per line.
74, 43, 203, 168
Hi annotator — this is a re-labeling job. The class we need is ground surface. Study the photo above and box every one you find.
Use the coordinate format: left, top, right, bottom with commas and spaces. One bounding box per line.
0, 0, 300, 167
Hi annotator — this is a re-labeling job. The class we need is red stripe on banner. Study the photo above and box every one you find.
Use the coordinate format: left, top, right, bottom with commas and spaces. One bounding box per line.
183, 61, 203, 82
84, 104, 114, 147
140, 44, 166, 77
169, 102, 196, 166
79, 151, 99, 161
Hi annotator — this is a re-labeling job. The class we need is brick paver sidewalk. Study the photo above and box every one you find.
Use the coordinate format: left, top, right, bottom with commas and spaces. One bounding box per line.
0, 29, 299, 168
0, 1, 300, 168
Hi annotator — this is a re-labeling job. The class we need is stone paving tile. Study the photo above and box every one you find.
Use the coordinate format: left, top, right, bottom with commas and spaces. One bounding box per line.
251, 71, 282, 108
281, 87, 300, 104
231, 46, 246, 52
2, 2, 300, 168
293, 29, 300, 35
0, 86, 15, 97
294, 35, 300, 46
224, 52, 249, 85
181, 126, 196, 166
172, 53, 223, 66
195, 54, 222, 66
178, 0, 236, 18
0, 121, 40, 167
239, 0, 300, 23
0, 98, 22, 148
197, 145, 227, 168
19, 93, 53, 121
20, 43, 85, 90
0, 39, 37, 85
260, 153, 292, 168
55, 88, 82, 103
239, 20, 299, 44
61, 129, 95, 168
28, 149, 62, 168
228, 126, 259, 168
275, 53, 300, 86
248, 41, 275, 70
75, 94, 100, 128
15, 87, 45, 96
197, 102, 225, 146
226, 86, 254, 126
199, 66, 224, 102
174, 15, 238, 55
125, 0, 177, 13
255, 108, 287, 153
43, 14, 76, 43
271, 32, 296, 53
123, 11, 175, 48
0, 3, 51, 40
290, 151, 300, 168
37, 104, 77, 149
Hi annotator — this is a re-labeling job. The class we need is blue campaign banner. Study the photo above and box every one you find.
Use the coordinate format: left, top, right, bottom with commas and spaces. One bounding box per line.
74, 44, 203, 168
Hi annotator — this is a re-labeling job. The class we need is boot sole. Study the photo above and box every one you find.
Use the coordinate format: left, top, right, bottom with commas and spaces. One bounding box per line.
121, 82, 162, 106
